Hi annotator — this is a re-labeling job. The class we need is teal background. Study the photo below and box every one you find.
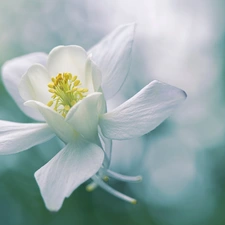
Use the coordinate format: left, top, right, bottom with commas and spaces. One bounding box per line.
0, 0, 225, 224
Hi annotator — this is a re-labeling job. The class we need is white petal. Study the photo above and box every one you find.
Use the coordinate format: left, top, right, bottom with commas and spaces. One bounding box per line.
19, 64, 51, 104
1, 52, 47, 121
25, 100, 76, 143
84, 57, 102, 92
99, 80, 187, 140
35, 138, 104, 211
65, 93, 106, 144
0, 120, 54, 154
88, 23, 136, 99
47, 45, 88, 84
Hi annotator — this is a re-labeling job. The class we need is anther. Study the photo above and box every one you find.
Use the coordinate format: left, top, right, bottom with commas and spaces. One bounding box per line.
48, 83, 55, 88
47, 101, 53, 107
83, 88, 88, 92
103, 176, 109, 182
48, 89, 55, 93
72, 76, 77, 81
64, 105, 70, 111
71, 100, 76, 106
74, 80, 80, 86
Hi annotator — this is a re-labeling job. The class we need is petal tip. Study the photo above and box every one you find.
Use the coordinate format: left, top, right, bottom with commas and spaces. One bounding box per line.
182, 90, 187, 99
152, 79, 187, 100
175, 86, 187, 101
1, 61, 8, 75
34, 170, 63, 212
49, 45, 87, 56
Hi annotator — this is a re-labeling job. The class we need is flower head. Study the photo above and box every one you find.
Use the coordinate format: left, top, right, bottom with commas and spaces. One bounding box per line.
0, 23, 187, 211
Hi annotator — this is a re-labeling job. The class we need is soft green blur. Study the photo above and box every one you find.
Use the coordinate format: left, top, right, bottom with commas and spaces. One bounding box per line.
0, 0, 225, 225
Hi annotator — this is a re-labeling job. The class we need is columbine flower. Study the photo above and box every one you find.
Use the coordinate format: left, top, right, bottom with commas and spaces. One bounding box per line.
0, 23, 186, 211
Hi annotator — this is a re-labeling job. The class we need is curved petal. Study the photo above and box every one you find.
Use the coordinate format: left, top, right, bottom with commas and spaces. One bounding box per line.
0, 120, 54, 154
65, 92, 106, 144
99, 80, 187, 140
19, 64, 51, 104
35, 138, 104, 211
1, 52, 47, 121
88, 23, 136, 99
98, 128, 112, 169
25, 100, 76, 143
84, 56, 102, 92
47, 45, 88, 85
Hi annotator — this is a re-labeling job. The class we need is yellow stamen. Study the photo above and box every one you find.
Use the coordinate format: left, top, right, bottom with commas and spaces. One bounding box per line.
131, 199, 137, 205
103, 176, 109, 182
86, 182, 98, 192
72, 76, 77, 81
71, 100, 76, 106
77, 88, 83, 92
74, 80, 80, 86
64, 105, 70, 111
48, 89, 55, 93
48, 83, 55, 88
46, 72, 88, 117
47, 100, 53, 107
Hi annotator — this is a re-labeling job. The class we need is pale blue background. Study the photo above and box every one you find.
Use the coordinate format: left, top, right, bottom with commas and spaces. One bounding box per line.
0, 0, 225, 224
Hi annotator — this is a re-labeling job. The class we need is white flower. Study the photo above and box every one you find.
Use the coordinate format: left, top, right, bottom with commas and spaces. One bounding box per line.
0, 23, 187, 211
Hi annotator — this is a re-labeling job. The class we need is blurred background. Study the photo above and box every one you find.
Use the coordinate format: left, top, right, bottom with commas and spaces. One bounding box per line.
0, 0, 225, 224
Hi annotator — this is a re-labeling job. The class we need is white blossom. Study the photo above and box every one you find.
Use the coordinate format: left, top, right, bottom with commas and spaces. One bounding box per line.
0, 23, 186, 211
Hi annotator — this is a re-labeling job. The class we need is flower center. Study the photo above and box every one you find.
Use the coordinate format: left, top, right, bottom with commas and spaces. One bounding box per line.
47, 72, 88, 117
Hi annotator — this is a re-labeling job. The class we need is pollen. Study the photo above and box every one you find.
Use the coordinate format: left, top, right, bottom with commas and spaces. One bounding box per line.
47, 72, 88, 117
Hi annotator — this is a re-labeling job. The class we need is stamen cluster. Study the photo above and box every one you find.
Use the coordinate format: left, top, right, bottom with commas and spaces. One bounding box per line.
47, 73, 88, 117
